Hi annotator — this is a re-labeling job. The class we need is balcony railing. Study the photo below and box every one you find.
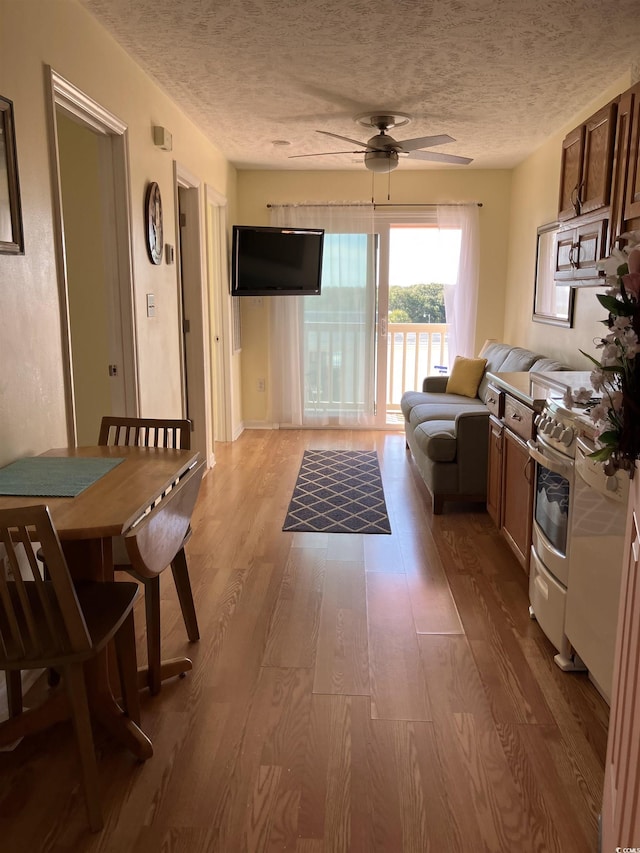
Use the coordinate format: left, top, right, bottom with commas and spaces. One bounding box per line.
301, 320, 449, 417
387, 323, 450, 413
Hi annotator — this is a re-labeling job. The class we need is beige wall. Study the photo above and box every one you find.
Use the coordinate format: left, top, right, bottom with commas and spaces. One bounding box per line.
237, 169, 512, 423
57, 113, 111, 445
504, 73, 633, 368
0, 0, 237, 467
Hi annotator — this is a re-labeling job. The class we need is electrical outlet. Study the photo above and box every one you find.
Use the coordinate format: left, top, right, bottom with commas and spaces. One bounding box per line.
257, 378, 265, 392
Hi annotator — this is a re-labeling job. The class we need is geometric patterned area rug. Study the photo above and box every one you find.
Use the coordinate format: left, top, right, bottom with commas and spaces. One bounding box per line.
282, 449, 391, 534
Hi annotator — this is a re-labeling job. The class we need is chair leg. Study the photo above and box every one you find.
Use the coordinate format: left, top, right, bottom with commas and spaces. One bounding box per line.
113, 611, 141, 727
6, 671, 23, 718
63, 663, 103, 833
170, 547, 200, 642
144, 576, 162, 696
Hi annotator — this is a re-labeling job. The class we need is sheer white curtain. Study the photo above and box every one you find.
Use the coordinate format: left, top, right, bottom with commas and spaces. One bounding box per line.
269, 204, 375, 427
437, 204, 480, 360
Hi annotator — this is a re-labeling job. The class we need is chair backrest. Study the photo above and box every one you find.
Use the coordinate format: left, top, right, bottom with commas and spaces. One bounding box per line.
98, 417, 191, 450
0, 505, 91, 667
124, 459, 204, 578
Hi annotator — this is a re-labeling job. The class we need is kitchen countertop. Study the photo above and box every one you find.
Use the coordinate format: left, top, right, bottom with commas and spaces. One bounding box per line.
486, 371, 594, 409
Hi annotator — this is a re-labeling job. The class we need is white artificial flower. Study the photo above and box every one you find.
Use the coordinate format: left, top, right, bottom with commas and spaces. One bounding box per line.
611, 390, 624, 411
597, 246, 628, 277
590, 401, 608, 424
612, 315, 632, 331
602, 342, 622, 364
574, 386, 592, 404
590, 369, 606, 392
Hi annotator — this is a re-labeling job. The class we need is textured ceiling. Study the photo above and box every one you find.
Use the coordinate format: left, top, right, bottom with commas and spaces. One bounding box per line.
81, 0, 640, 171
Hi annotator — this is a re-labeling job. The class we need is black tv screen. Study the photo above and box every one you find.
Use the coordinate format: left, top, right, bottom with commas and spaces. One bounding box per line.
231, 225, 324, 296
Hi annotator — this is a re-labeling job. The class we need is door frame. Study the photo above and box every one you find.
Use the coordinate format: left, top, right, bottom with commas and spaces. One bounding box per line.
174, 163, 215, 466
45, 67, 139, 446
206, 184, 234, 443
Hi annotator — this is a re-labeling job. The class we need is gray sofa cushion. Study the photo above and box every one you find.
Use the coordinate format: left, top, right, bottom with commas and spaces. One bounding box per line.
413, 420, 458, 463
530, 357, 569, 372
408, 399, 485, 427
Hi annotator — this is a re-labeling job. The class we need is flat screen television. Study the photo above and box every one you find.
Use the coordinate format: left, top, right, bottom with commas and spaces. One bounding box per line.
231, 225, 324, 296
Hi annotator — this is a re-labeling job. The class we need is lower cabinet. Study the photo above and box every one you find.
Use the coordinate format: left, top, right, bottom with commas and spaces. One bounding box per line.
487, 416, 503, 527
486, 393, 535, 574
501, 429, 534, 573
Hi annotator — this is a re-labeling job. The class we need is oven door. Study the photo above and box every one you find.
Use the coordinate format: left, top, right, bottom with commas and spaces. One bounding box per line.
527, 439, 573, 587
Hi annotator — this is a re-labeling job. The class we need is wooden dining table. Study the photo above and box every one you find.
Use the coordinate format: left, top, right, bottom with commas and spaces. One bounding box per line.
0, 444, 201, 760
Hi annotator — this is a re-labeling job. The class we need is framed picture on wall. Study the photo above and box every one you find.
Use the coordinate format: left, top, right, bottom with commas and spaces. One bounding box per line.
0, 95, 24, 255
532, 221, 574, 327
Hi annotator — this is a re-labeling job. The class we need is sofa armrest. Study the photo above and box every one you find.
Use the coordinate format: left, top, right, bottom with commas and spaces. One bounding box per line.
422, 375, 449, 392
455, 410, 490, 494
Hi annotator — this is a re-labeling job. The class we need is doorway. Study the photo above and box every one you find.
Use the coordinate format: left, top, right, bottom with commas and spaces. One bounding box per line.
375, 222, 461, 425
47, 68, 138, 447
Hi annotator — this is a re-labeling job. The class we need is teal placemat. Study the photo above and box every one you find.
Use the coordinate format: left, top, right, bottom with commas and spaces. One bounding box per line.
0, 457, 125, 497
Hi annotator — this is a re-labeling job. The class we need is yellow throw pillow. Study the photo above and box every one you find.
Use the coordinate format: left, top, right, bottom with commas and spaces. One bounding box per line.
445, 356, 487, 398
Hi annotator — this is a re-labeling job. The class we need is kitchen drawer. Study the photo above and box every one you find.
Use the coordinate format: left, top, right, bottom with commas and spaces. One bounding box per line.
485, 384, 504, 418
504, 395, 535, 441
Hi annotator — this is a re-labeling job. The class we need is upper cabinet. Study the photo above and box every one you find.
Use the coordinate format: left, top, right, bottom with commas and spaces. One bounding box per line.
612, 82, 640, 228
558, 102, 617, 222
553, 82, 640, 285
624, 85, 640, 221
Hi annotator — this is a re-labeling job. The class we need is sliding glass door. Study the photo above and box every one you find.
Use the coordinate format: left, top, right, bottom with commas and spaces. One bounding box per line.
374, 219, 461, 426
302, 232, 377, 425
269, 204, 469, 430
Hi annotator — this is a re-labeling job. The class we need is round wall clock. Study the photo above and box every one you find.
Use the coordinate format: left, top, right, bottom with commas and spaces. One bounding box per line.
145, 181, 163, 264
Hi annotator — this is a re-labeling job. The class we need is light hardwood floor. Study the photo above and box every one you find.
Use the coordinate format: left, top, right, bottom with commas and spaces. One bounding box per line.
0, 429, 609, 852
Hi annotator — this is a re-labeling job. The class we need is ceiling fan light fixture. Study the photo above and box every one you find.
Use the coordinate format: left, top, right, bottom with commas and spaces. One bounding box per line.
364, 149, 399, 173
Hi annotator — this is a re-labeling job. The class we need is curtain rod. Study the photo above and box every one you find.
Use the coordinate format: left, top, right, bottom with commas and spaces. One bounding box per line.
266, 202, 482, 208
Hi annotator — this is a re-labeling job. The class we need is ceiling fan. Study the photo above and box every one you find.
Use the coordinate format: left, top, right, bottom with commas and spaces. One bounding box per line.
289, 112, 473, 172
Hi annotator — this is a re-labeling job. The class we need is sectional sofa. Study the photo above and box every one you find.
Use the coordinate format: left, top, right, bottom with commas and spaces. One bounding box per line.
400, 342, 567, 513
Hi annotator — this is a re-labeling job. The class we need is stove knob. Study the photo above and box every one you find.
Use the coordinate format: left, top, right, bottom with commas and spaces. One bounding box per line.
543, 420, 555, 435
552, 424, 564, 439
560, 427, 575, 446
534, 414, 542, 427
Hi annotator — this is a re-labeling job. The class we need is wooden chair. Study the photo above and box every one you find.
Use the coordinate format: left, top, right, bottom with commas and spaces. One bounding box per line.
0, 504, 141, 832
99, 416, 202, 695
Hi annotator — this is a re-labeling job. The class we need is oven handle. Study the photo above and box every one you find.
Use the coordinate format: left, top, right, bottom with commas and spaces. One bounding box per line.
527, 440, 573, 479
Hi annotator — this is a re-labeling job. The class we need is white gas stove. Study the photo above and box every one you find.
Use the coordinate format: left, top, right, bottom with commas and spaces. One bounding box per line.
534, 396, 599, 458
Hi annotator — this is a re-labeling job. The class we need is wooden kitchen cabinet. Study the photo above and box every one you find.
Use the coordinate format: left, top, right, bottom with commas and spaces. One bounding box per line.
554, 216, 608, 284
501, 428, 534, 572
607, 82, 640, 248
558, 101, 617, 221
487, 415, 503, 527
486, 384, 536, 574
622, 82, 640, 223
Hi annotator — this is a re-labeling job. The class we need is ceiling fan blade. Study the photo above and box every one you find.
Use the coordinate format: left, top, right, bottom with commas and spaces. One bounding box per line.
317, 130, 370, 148
288, 150, 364, 158
396, 134, 455, 152
406, 150, 473, 165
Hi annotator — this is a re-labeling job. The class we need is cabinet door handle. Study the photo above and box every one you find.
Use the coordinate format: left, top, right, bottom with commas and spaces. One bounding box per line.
510, 412, 522, 422
524, 457, 533, 484
570, 184, 582, 216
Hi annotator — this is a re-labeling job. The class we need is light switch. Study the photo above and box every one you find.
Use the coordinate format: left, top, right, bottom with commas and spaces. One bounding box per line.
146, 293, 155, 317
